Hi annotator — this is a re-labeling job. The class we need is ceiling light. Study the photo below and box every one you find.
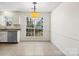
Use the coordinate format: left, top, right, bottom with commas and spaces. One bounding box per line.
31, 2, 39, 18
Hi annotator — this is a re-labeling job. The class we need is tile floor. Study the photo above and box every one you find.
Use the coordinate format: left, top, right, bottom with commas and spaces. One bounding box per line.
0, 42, 64, 56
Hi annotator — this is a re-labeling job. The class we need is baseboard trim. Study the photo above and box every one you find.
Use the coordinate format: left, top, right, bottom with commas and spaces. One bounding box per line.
50, 41, 66, 56
0, 42, 18, 44
20, 40, 50, 42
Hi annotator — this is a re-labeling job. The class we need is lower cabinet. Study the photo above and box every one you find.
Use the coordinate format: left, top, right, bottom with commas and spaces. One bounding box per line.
0, 31, 17, 42
0, 32, 7, 42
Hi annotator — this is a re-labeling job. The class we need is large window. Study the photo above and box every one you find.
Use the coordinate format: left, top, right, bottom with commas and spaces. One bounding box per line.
26, 17, 43, 36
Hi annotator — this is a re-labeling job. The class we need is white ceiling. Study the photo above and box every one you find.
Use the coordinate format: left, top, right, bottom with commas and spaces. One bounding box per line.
0, 2, 61, 12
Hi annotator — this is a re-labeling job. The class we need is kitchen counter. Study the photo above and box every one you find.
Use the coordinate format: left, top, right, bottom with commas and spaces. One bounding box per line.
0, 25, 21, 31
0, 24, 21, 43
0, 27, 21, 31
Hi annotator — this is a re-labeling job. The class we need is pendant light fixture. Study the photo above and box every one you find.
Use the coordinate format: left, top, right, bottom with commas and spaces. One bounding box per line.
31, 2, 39, 18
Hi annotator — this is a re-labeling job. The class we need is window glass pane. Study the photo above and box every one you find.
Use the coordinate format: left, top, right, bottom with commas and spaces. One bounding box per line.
35, 29, 43, 36
26, 17, 34, 28
26, 29, 34, 36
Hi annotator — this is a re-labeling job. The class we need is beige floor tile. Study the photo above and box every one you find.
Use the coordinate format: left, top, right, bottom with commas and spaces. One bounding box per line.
0, 42, 64, 56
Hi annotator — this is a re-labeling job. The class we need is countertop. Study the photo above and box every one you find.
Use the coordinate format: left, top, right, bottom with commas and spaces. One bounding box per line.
0, 24, 21, 31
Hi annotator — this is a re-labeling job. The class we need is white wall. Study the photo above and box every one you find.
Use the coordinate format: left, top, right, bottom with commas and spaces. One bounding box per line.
51, 2, 79, 56
20, 12, 51, 41
0, 11, 20, 26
